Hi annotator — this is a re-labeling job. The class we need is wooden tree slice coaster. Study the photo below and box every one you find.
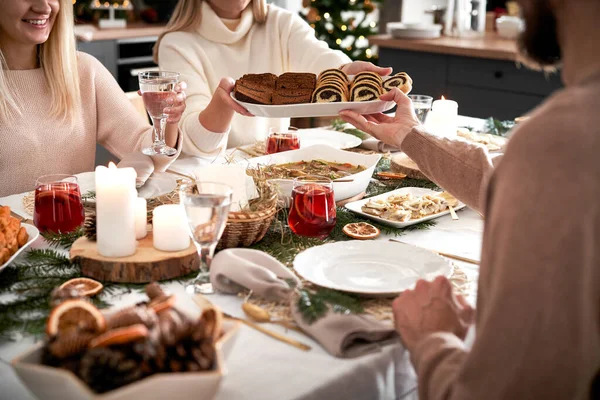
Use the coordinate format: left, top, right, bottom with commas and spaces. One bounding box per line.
391, 153, 431, 181
70, 232, 200, 283
336, 191, 366, 207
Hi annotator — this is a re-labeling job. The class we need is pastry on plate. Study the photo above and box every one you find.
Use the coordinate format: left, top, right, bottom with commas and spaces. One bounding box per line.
234, 73, 277, 104
317, 68, 350, 85
350, 81, 383, 102
273, 88, 313, 105
276, 72, 316, 91
382, 72, 412, 94
353, 71, 383, 86
312, 83, 348, 103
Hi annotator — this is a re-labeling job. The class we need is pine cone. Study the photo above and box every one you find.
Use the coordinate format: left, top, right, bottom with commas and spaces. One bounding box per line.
84, 214, 97, 242
79, 347, 144, 394
48, 331, 96, 358
145, 282, 165, 300
106, 306, 158, 330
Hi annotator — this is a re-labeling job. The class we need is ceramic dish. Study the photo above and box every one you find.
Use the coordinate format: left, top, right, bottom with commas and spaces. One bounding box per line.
387, 23, 443, 39
0, 224, 40, 273
293, 240, 453, 296
12, 319, 240, 400
344, 187, 466, 228
296, 128, 362, 150
245, 144, 381, 202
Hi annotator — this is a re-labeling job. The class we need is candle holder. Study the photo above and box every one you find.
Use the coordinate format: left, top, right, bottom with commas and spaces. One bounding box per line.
90, 0, 133, 29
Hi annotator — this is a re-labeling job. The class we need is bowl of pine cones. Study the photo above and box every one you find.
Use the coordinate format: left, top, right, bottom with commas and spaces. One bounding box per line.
11, 282, 240, 400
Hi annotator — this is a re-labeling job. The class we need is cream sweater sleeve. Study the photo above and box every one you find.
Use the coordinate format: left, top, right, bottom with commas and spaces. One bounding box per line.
158, 33, 228, 158
278, 11, 351, 73
87, 53, 182, 171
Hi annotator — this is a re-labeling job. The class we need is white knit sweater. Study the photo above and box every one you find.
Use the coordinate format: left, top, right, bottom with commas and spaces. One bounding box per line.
158, 2, 351, 158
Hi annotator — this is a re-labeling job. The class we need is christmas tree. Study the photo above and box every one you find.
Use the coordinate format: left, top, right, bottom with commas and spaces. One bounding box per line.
301, 0, 383, 62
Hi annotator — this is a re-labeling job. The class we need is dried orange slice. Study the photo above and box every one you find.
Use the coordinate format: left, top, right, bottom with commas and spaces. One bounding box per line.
46, 299, 106, 337
89, 324, 149, 348
342, 222, 381, 240
58, 278, 104, 297
149, 294, 176, 314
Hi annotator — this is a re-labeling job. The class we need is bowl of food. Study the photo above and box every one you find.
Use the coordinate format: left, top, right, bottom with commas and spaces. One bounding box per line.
12, 283, 240, 400
246, 144, 381, 203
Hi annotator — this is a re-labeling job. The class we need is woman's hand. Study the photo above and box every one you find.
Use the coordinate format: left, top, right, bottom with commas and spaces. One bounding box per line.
392, 276, 475, 352
339, 88, 420, 150
340, 61, 393, 77
199, 77, 253, 134
165, 81, 187, 124
214, 77, 254, 117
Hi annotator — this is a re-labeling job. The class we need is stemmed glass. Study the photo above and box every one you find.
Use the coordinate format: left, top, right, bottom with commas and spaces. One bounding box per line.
180, 181, 233, 294
138, 71, 180, 156
408, 95, 434, 124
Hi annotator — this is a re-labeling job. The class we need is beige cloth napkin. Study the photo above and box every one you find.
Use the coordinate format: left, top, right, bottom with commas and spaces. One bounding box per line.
360, 138, 401, 153
117, 153, 155, 187
210, 249, 398, 358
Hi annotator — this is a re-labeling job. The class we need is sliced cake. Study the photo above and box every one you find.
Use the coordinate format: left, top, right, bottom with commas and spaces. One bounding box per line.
350, 81, 383, 101
312, 83, 348, 103
234, 73, 277, 104
276, 72, 317, 90
382, 72, 413, 94
317, 68, 350, 85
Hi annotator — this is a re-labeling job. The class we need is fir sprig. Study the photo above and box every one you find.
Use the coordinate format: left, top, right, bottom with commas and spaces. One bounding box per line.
330, 118, 369, 140
41, 227, 85, 248
296, 288, 364, 324
483, 118, 515, 137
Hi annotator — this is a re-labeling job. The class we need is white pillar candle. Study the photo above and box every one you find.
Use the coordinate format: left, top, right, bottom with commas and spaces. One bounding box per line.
152, 205, 190, 252
135, 197, 148, 239
427, 97, 459, 138
95, 162, 137, 257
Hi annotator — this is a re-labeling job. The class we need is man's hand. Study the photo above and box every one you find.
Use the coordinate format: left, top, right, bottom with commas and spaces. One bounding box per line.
392, 276, 475, 352
339, 88, 421, 150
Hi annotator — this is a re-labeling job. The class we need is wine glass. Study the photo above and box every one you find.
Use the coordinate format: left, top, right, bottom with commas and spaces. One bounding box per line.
180, 181, 233, 294
408, 95, 434, 124
138, 71, 180, 156
288, 175, 336, 239
33, 175, 85, 234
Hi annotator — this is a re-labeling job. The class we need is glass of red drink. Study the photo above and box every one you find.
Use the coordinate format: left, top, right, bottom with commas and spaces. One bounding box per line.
288, 176, 336, 239
138, 71, 180, 157
266, 127, 300, 154
33, 175, 85, 234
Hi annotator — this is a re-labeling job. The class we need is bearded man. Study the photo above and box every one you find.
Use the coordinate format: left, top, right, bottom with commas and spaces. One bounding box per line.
340, 0, 599, 398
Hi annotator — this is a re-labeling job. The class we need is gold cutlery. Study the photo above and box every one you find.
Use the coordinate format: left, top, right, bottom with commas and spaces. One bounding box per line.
242, 302, 304, 334
389, 239, 480, 265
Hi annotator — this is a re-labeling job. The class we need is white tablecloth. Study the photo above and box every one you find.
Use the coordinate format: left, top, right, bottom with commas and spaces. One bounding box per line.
0, 117, 485, 400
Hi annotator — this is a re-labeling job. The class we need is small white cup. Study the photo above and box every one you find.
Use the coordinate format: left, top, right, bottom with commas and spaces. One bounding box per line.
496, 16, 523, 39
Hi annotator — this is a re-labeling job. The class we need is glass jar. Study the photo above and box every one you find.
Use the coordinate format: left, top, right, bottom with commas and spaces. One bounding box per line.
444, 0, 487, 38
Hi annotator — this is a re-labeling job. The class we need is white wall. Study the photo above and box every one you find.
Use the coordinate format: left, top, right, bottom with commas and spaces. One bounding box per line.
401, 0, 447, 23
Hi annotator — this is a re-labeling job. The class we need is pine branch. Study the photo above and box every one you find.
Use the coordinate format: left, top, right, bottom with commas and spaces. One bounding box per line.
41, 227, 84, 248
296, 288, 364, 324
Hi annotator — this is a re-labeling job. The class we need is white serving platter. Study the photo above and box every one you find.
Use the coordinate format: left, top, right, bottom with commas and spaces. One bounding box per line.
244, 144, 381, 202
231, 93, 395, 118
293, 241, 453, 297
344, 187, 466, 228
0, 224, 40, 273
12, 318, 240, 400
296, 128, 362, 150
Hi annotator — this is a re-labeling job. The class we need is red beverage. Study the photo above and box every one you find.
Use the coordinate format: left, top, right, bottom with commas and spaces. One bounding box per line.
266, 133, 301, 154
142, 91, 174, 118
288, 179, 336, 239
33, 178, 85, 234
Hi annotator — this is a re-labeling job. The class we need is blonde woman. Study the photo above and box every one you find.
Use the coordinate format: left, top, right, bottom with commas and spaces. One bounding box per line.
156, 0, 392, 159
0, 0, 187, 197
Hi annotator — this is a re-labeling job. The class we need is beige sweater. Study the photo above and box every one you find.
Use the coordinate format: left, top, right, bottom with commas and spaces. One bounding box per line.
402, 77, 600, 398
0, 52, 181, 197
158, 2, 350, 159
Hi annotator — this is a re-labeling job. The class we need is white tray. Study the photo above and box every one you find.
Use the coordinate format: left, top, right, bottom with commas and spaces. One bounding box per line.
345, 187, 466, 228
231, 93, 395, 118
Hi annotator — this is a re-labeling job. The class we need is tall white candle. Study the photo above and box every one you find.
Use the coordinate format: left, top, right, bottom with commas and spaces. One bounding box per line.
135, 197, 148, 239
95, 163, 137, 257
152, 205, 190, 252
427, 97, 459, 138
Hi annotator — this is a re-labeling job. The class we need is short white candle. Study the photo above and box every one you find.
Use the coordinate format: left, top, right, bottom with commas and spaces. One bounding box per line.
95, 162, 137, 257
428, 97, 459, 138
135, 197, 148, 239
152, 205, 190, 252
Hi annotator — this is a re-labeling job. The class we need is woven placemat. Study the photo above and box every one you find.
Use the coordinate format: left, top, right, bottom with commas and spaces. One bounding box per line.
243, 263, 471, 323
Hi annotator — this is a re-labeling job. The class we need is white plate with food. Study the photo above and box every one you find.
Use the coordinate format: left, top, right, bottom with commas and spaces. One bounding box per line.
294, 241, 453, 296
232, 94, 395, 118
245, 144, 381, 202
345, 187, 466, 228
297, 128, 362, 150
0, 223, 40, 273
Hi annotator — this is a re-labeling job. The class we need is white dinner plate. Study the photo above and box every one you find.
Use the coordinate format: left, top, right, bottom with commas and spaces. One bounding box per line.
293, 241, 453, 296
0, 224, 40, 273
296, 128, 362, 150
344, 187, 466, 228
76, 171, 177, 199
232, 93, 395, 118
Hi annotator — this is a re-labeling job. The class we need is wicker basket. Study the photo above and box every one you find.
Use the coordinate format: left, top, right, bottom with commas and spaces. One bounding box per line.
217, 191, 278, 250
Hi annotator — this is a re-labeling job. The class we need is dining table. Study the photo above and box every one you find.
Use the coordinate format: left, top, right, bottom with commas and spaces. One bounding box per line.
0, 116, 488, 400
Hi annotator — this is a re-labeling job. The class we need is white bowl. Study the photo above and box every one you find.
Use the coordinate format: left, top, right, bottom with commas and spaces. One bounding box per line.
496, 16, 523, 39
245, 144, 381, 202
387, 22, 442, 39
12, 320, 240, 400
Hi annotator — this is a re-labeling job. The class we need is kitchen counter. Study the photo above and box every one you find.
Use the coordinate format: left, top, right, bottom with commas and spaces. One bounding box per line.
74, 22, 166, 42
369, 32, 518, 62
